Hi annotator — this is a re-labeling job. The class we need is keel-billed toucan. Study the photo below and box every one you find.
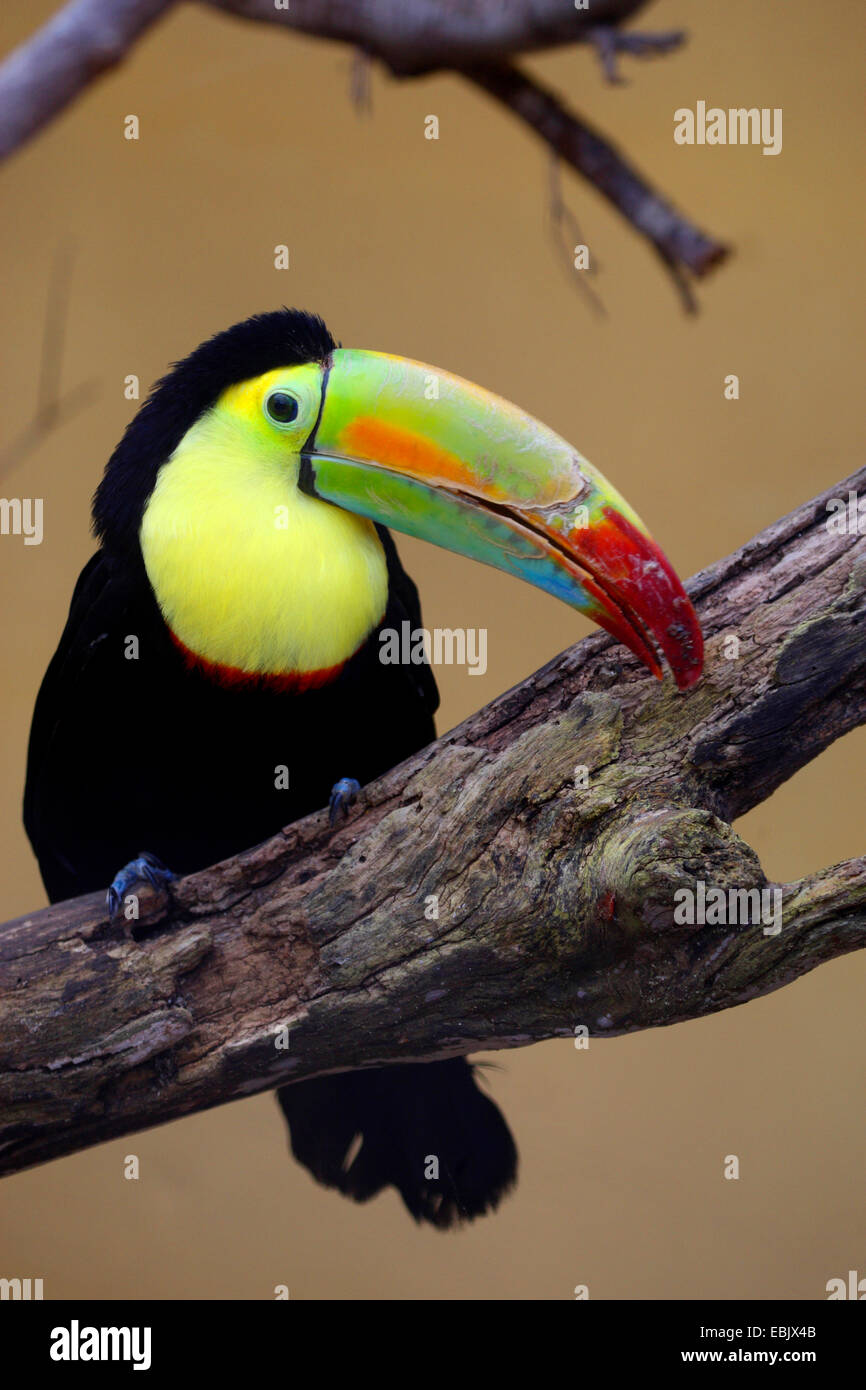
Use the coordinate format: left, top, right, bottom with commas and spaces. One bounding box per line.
24, 309, 703, 1228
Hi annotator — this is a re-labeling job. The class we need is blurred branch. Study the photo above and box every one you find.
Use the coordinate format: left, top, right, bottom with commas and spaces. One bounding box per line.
2, 465, 865, 1175
0, 243, 99, 479
465, 61, 728, 310
0, 0, 728, 303
547, 154, 607, 318
0, 0, 174, 161
588, 24, 685, 83
212, 0, 655, 74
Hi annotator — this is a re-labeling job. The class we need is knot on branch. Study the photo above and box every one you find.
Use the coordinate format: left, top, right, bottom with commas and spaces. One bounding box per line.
585, 805, 764, 940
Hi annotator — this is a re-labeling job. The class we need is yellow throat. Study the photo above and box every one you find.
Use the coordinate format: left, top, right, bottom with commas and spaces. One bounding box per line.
139, 368, 388, 682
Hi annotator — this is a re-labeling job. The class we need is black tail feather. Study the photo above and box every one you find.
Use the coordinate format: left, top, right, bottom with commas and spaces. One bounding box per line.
277, 1058, 517, 1229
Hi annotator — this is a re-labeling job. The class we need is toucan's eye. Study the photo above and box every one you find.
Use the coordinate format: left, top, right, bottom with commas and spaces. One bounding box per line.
265, 391, 300, 425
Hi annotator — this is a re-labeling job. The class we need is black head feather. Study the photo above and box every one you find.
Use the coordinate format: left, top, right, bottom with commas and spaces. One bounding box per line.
92, 309, 337, 556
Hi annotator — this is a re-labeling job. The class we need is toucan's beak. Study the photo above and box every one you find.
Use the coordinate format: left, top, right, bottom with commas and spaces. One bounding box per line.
301, 349, 703, 689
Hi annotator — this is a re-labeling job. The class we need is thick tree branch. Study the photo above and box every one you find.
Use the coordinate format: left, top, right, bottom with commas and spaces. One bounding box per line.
0, 0, 726, 300
1, 466, 864, 1176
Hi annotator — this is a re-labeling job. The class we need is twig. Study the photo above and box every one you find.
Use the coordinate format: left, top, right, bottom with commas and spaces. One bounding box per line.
547, 154, 606, 317
463, 60, 729, 310
589, 25, 686, 83
0, 243, 99, 479
350, 47, 373, 114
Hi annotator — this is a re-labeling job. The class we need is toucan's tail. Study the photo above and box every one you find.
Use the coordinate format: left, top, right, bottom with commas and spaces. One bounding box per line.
276, 1058, 517, 1229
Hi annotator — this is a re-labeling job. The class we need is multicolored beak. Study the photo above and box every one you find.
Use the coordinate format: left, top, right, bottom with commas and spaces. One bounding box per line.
301, 349, 703, 689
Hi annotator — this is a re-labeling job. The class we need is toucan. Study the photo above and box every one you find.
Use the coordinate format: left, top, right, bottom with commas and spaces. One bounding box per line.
23, 309, 703, 1228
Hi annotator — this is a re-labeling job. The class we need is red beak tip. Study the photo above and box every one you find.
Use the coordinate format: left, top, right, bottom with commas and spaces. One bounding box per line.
673, 666, 703, 692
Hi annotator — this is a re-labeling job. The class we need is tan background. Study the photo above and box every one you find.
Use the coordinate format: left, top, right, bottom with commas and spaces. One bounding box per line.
1, 0, 864, 1300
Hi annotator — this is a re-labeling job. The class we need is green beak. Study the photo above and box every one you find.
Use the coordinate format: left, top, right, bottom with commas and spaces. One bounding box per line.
301, 348, 703, 688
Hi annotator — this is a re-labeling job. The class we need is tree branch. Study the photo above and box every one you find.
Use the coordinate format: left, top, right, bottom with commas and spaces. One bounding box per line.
2, 466, 864, 1177
0, 0, 726, 301
462, 61, 728, 309
209, 0, 653, 75
0, 0, 175, 162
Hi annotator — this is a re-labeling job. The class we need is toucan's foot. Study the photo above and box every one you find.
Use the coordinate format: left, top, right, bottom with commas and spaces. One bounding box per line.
328, 777, 361, 827
589, 26, 685, 83
107, 852, 175, 919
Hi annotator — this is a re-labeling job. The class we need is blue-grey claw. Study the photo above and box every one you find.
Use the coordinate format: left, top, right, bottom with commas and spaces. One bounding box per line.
107, 852, 175, 919
328, 777, 361, 827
